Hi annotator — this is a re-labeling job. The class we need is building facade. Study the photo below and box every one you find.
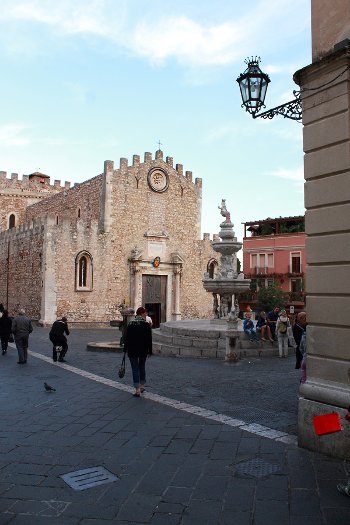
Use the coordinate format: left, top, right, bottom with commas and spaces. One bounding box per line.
0, 150, 216, 326
293, 0, 350, 458
241, 216, 306, 313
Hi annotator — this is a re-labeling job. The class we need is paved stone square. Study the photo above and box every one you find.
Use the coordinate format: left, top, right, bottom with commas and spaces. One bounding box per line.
0, 327, 349, 524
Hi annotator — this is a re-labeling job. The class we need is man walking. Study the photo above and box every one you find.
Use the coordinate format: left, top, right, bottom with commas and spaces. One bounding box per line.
49, 316, 70, 362
12, 309, 33, 364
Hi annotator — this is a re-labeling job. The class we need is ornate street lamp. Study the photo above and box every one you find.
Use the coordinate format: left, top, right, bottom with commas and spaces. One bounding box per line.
237, 57, 302, 122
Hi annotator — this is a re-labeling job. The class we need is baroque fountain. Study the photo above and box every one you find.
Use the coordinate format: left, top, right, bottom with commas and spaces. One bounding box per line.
203, 199, 251, 326
201, 200, 251, 360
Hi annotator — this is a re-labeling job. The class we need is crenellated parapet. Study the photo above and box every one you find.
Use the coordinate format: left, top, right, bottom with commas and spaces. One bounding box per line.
0, 171, 71, 192
108, 150, 202, 190
202, 232, 219, 243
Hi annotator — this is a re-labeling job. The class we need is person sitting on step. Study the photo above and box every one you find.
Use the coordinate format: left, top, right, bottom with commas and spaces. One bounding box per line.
243, 314, 259, 343
256, 311, 274, 343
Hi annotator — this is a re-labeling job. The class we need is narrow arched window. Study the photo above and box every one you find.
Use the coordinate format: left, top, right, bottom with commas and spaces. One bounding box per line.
77, 208, 81, 218
75, 251, 93, 291
79, 256, 87, 287
9, 214, 15, 229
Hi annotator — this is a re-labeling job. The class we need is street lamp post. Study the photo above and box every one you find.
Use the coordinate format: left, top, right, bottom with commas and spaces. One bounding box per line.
237, 57, 302, 122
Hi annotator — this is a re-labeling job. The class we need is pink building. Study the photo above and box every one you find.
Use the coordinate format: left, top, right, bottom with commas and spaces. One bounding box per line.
241, 216, 306, 313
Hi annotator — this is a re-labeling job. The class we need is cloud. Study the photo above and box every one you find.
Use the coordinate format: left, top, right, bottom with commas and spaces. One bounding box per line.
129, 0, 309, 67
0, 0, 310, 69
131, 17, 245, 66
0, 124, 31, 146
0, 0, 115, 36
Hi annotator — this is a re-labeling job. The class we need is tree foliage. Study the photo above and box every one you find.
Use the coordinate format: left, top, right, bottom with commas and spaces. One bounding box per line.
257, 283, 288, 312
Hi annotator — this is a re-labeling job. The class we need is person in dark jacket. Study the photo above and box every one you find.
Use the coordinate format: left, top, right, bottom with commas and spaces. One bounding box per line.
124, 307, 152, 397
0, 310, 12, 355
12, 309, 33, 364
49, 316, 70, 362
267, 306, 280, 340
292, 311, 306, 369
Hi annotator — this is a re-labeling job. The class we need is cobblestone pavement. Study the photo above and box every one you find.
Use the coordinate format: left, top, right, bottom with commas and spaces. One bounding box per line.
31, 328, 299, 435
0, 327, 349, 525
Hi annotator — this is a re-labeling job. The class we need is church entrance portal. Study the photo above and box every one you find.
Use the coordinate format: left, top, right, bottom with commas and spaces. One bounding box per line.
142, 275, 167, 328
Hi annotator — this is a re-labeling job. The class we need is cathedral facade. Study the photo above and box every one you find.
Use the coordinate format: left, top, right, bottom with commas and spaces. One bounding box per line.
0, 150, 216, 325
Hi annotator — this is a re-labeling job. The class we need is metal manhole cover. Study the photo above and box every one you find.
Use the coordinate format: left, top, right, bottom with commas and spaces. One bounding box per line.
61, 467, 119, 491
234, 458, 280, 479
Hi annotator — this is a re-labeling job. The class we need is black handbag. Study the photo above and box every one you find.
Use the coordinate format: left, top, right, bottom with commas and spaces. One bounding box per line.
118, 352, 126, 378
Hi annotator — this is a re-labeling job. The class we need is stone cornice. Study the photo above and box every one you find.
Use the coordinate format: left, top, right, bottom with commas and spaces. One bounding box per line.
294, 43, 350, 86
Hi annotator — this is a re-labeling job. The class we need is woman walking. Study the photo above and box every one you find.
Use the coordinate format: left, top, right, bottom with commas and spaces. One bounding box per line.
0, 310, 12, 355
124, 307, 152, 397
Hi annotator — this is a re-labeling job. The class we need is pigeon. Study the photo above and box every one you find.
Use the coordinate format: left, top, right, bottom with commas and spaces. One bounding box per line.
44, 382, 56, 392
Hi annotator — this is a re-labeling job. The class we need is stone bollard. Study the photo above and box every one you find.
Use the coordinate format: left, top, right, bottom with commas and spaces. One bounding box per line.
225, 329, 240, 362
119, 308, 135, 347
110, 308, 135, 348
225, 314, 240, 362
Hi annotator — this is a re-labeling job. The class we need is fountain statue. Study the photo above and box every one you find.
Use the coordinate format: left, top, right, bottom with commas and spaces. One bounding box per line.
203, 200, 251, 328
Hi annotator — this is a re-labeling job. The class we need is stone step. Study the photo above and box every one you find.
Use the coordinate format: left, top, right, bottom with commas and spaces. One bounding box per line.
153, 341, 293, 359
153, 322, 296, 359
153, 342, 226, 359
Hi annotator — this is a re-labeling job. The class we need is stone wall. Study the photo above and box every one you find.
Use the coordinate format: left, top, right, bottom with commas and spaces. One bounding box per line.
0, 220, 45, 318
311, 0, 350, 61
0, 171, 67, 233
25, 175, 102, 225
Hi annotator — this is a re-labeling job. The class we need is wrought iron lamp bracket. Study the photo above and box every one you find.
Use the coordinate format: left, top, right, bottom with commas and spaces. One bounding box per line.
253, 91, 302, 122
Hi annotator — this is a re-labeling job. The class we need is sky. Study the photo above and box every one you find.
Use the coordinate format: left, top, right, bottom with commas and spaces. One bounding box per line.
0, 0, 311, 241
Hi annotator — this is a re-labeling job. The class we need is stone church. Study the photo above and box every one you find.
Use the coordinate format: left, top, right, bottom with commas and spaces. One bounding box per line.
0, 150, 217, 326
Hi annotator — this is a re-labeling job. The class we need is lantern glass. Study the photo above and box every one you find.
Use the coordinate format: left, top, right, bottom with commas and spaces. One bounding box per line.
237, 58, 270, 116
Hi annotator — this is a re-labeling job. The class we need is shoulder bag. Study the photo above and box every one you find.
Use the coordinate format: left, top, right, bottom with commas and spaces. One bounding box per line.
118, 352, 126, 378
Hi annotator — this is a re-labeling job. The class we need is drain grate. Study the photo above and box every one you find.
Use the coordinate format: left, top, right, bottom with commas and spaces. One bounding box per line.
234, 458, 280, 479
61, 466, 119, 491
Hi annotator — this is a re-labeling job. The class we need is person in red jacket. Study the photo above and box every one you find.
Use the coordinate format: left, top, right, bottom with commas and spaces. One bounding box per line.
124, 307, 152, 397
